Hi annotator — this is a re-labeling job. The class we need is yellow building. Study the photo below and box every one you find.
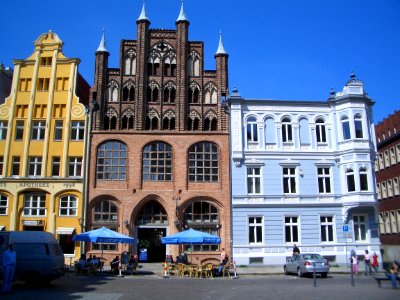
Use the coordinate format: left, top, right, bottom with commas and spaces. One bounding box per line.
0, 31, 90, 262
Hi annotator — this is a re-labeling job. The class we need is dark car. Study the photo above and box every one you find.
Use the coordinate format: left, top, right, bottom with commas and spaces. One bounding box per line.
284, 253, 330, 278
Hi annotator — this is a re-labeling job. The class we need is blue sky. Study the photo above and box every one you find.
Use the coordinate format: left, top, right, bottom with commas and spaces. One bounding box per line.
1, 0, 399, 124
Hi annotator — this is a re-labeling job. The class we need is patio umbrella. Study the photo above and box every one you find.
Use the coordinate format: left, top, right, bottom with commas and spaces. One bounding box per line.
161, 228, 221, 263
73, 227, 135, 269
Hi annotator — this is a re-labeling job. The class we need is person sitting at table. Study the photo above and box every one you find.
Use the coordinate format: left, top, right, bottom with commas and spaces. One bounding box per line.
111, 255, 120, 274
127, 254, 139, 273
385, 260, 400, 289
165, 255, 174, 264
91, 255, 100, 268
215, 257, 230, 277
76, 254, 90, 275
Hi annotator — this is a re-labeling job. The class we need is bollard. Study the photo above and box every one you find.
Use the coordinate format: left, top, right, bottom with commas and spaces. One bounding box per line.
350, 261, 354, 287
313, 263, 317, 287
232, 260, 239, 279
118, 261, 123, 277
163, 262, 169, 278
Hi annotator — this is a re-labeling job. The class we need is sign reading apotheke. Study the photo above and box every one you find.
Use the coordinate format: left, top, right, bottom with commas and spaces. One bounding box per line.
18, 182, 50, 188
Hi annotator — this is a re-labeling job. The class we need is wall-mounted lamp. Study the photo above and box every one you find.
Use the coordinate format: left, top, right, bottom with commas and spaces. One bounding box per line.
123, 220, 129, 226
216, 224, 221, 229
299, 169, 304, 177
78, 218, 85, 227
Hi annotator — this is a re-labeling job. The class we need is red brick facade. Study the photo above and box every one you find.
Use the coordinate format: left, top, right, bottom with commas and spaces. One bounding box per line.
375, 110, 400, 262
87, 7, 230, 264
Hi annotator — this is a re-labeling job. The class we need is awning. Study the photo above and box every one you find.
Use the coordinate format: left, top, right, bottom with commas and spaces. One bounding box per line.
56, 227, 76, 235
0, 226, 5, 231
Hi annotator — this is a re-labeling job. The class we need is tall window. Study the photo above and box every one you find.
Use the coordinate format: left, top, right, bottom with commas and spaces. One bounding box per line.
71, 121, 85, 141
15, 120, 24, 140
31, 121, 46, 140
249, 217, 263, 244
59, 195, 78, 216
188, 142, 219, 182
317, 167, 331, 194
359, 167, 368, 191
285, 216, 299, 243
92, 200, 118, 250
320, 216, 334, 242
353, 215, 367, 242
122, 85, 135, 102
247, 167, 261, 194
0, 156, 3, 176
384, 211, 391, 233
315, 119, 326, 143
23, 194, 46, 216
136, 201, 168, 225
51, 157, 61, 177
0, 121, 8, 140
68, 157, 82, 177
346, 168, 355, 192
390, 210, 397, 233
354, 114, 363, 138
142, 142, 172, 181
11, 156, 20, 176
341, 116, 351, 140
124, 51, 136, 75
282, 118, 293, 143
188, 83, 200, 104
0, 194, 8, 215
54, 120, 63, 141
246, 117, 258, 142
184, 201, 219, 251
28, 156, 42, 177
283, 167, 296, 194
97, 141, 127, 180
163, 85, 176, 103
147, 84, 159, 102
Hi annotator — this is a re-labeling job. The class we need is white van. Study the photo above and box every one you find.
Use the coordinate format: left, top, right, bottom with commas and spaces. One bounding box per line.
0, 231, 65, 284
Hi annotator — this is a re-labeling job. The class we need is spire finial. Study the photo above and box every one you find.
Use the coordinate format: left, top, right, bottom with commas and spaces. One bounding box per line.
216, 30, 227, 55
96, 29, 108, 52
350, 70, 356, 79
177, 0, 188, 22
137, 0, 150, 22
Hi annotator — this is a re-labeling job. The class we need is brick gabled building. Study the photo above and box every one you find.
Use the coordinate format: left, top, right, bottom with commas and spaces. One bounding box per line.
375, 110, 400, 265
87, 3, 230, 263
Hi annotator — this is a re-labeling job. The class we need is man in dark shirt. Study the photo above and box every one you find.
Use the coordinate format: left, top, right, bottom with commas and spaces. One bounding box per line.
292, 244, 300, 255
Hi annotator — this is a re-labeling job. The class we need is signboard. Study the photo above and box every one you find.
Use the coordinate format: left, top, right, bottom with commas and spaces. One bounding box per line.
342, 225, 349, 232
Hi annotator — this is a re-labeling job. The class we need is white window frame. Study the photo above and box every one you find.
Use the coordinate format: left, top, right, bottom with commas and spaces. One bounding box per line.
387, 179, 393, 198
384, 150, 390, 168
381, 181, 387, 199
15, 120, 24, 140
317, 167, 331, 194
397, 210, 400, 233
247, 167, 262, 195
390, 147, 396, 165
284, 216, 300, 244
377, 183, 381, 200
354, 114, 364, 139
396, 144, 400, 162
283, 167, 297, 194
315, 119, 327, 144
393, 177, 399, 196
70, 121, 85, 141
248, 216, 264, 245
52, 156, 61, 177
282, 118, 293, 143
23, 194, 46, 216
346, 168, 355, 192
341, 116, 351, 140
0, 194, 8, 215
0, 121, 8, 140
59, 195, 78, 216
28, 156, 42, 177
54, 120, 63, 141
68, 157, 83, 177
31, 120, 46, 140
378, 153, 384, 169
246, 117, 258, 143
359, 167, 369, 191
320, 215, 335, 243
353, 214, 368, 242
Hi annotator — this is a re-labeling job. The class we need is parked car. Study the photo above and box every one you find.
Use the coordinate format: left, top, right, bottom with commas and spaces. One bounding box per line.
284, 253, 330, 278
0, 231, 65, 284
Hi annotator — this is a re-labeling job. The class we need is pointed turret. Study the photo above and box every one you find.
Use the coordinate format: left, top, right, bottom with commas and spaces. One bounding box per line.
216, 30, 227, 55
176, 0, 188, 22
137, 1, 150, 23
96, 30, 108, 53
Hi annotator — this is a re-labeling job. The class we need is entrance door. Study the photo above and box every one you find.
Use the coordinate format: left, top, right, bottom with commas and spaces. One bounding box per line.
138, 228, 166, 262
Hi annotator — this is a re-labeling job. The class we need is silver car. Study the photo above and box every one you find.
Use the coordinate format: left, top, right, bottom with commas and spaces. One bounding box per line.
284, 253, 330, 278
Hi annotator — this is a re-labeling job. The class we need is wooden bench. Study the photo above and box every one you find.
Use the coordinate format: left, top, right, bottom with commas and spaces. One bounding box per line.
373, 275, 400, 288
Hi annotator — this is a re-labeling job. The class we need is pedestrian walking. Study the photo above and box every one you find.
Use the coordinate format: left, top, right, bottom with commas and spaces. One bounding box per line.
364, 249, 371, 275
2, 243, 16, 294
371, 252, 379, 273
352, 255, 358, 274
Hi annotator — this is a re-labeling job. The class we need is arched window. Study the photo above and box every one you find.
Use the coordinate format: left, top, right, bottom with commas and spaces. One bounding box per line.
204, 83, 217, 104
122, 84, 135, 102
188, 83, 200, 104
145, 110, 159, 130
188, 142, 219, 182
104, 109, 118, 130
162, 111, 176, 130
147, 82, 159, 103
282, 117, 293, 143
135, 200, 168, 225
92, 200, 118, 250
346, 168, 355, 192
183, 201, 219, 251
187, 53, 200, 77
121, 109, 134, 129
188, 111, 200, 131
0, 194, 9, 215
316, 118, 326, 143
163, 83, 176, 103
247, 116, 258, 142
354, 114, 363, 138
359, 167, 368, 191
59, 195, 78, 216
96, 141, 127, 180
142, 142, 172, 181
108, 81, 119, 102
164, 55, 176, 77
124, 50, 136, 75
147, 53, 160, 76
341, 116, 351, 140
